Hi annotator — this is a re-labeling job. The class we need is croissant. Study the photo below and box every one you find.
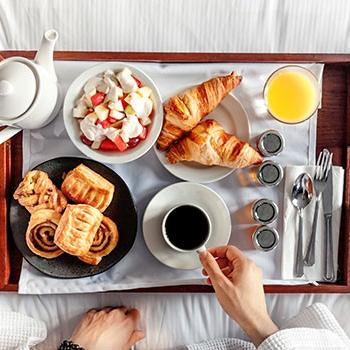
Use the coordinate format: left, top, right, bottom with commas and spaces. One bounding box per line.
13, 170, 67, 213
166, 119, 263, 168
78, 216, 119, 265
157, 72, 242, 151
25, 209, 63, 259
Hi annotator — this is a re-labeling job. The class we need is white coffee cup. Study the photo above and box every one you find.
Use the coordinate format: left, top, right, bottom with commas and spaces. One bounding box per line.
161, 204, 212, 253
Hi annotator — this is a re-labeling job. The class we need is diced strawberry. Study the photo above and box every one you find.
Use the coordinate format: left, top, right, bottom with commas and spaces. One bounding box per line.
107, 116, 117, 124
91, 92, 105, 106
120, 95, 128, 109
114, 135, 128, 152
80, 134, 93, 146
132, 75, 142, 88
95, 119, 110, 129
85, 108, 94, 115
128, 137, 140, 148
100, 138, 118, 151
139, 126, 147, 140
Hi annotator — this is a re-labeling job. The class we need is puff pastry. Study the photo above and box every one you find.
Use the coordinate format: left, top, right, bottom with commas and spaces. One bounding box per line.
166, 119, 263, 168
13, 170, 67, 213
54, 204, 103, 256
25, 209, 63, 259
61, 164, 115, 212
157, 72, 242, 151
79, 216, 119, 265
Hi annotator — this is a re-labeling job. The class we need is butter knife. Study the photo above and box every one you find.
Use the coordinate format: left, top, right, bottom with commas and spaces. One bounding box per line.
322, 166, 335, 282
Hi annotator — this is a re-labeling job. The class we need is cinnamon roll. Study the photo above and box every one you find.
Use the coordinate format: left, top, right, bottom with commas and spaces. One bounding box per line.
79, 216, 119, 265
26, 209, 63, 258
14, 170, 67, 213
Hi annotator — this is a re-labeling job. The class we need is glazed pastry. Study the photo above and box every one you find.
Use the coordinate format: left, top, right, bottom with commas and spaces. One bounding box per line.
25, 209, 63, 259
79, 216, 119, 265
166, 119, 263, 168
13, 170, 67, 213
54, 204, 103, 256
157, 72, 242, 151
61, 164, 115, 212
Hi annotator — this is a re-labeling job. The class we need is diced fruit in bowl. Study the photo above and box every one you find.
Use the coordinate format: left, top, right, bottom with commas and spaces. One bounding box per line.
73, 68, 154, 153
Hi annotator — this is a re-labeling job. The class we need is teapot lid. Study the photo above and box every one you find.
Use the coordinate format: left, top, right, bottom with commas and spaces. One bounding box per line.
0, 60, 36, 120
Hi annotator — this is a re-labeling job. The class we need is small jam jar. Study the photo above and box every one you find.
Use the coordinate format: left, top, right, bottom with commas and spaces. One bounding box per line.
251, 199, 279, 225
252, 226, 279, 252
258, 130, 285, 157
257, 160, 284, 187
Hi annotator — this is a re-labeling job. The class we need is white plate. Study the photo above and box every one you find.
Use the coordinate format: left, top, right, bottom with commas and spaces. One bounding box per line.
154, 93, 250, 183
142, 182, 231, 270
63, 62, 163, 164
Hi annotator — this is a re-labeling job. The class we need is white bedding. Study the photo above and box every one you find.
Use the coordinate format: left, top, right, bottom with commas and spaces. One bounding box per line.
1, 0, 350, 53
0, 292, 350, 349
1, 1, 350, 349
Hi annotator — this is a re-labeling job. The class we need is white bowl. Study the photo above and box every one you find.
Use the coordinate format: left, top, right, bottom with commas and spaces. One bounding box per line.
63, 62, 163, 164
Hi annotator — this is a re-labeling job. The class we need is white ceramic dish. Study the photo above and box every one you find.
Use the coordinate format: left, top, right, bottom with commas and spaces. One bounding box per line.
142, 182, 232, 270
63, 62, 163, 164
154, 93, 250, 183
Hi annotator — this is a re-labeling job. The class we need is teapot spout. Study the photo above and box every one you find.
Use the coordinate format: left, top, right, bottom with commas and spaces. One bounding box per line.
34, 29, 58, 81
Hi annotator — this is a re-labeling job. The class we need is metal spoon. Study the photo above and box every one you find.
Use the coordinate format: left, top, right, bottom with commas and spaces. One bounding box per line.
291, 173, 313, 277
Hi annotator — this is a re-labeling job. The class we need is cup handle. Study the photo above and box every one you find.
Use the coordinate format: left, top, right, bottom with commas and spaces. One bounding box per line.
196, 245, 207, 254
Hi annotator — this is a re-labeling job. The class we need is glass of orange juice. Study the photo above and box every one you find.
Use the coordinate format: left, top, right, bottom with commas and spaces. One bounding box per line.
263, 65, 321, 124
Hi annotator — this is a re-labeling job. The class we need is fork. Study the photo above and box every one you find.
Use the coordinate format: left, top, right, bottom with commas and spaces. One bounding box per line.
304, 149, 333, 266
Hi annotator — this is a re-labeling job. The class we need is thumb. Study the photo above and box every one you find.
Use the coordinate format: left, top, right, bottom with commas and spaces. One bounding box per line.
199, 250, 225, 284
129, 330, 145, 346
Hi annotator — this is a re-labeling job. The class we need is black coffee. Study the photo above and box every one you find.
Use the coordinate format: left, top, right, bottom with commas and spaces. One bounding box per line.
165, 205, 210, 250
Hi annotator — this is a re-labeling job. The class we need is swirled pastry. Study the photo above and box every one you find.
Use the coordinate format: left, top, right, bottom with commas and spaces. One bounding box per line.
25, 209, 63, 258
13, 170, 67, 213
54, 204, 103, 256
157, 72, 242, 151
79, 216, 119, 265
61, 164, 114, 212
166, 119, 263, 168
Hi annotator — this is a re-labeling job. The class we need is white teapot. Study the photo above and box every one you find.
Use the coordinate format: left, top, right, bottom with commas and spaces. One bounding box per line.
0, 29, 61, 144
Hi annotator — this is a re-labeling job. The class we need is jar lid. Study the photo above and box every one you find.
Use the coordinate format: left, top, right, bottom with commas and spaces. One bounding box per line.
257, 161, 284, 187
252, 199, 279, 224
0, 60, 37, 120
252, 226, 279, 251
258, 130, 285, 157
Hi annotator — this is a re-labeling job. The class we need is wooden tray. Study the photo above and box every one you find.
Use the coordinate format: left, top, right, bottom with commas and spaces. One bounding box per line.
0, 52, 349, 293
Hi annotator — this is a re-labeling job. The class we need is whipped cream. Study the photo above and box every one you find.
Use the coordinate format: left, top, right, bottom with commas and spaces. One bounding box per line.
120, 115, 143, 143
117, 68, 138, 93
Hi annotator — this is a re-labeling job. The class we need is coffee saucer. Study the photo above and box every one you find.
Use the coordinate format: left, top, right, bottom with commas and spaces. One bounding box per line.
142, 182, 231, 269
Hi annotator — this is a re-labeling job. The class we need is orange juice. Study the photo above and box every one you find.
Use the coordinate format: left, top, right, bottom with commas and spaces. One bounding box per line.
264, 66, 320, 124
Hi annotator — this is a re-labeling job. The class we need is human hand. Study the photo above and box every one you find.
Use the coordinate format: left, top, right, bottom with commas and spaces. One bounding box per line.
200, 246, 278, 347
70, 307, 145, 350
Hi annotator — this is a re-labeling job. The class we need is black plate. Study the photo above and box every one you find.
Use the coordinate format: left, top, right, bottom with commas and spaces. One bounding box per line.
10, 157, 138, 279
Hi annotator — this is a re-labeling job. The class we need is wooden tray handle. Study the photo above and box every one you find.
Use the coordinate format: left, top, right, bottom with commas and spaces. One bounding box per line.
0, 141, 11, 289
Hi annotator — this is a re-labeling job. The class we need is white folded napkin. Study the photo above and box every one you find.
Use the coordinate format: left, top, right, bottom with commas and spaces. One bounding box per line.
0, 311, 46, 350
281, 166, 344, 281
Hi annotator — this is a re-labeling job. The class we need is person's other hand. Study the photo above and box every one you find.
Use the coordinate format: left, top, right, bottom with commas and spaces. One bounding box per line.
70, 307, 145, 350
200, 246, 278, 347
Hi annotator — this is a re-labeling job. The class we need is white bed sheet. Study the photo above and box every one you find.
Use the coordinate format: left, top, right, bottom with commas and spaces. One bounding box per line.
1, 0, 350, 53
0, 292, 350, 349
1, 1, 350, 349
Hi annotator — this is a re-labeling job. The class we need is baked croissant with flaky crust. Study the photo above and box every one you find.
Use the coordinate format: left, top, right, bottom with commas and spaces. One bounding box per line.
157, 71, 242, 151
13, 170, 67, 213
166, 119, 263, 168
